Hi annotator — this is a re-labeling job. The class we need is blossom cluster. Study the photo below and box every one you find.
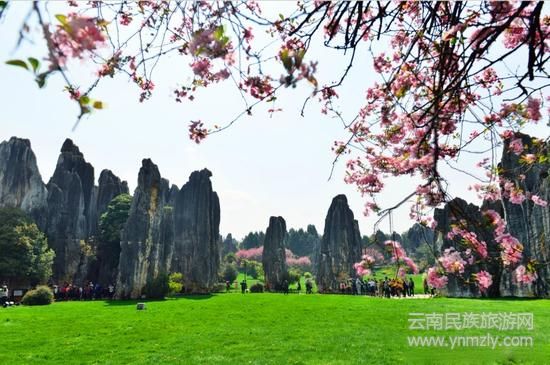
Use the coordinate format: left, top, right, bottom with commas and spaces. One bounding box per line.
51, 13, 106, 66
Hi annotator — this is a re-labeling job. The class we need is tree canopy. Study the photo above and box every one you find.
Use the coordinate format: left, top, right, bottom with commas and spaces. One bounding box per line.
0, 207, 55, 286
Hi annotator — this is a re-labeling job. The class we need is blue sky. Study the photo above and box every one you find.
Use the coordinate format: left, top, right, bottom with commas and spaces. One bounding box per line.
0, 2, 546, 239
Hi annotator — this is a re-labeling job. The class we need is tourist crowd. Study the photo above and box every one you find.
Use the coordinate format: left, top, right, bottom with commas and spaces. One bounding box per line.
338, 277, 419, 297
51, 282, 116, 301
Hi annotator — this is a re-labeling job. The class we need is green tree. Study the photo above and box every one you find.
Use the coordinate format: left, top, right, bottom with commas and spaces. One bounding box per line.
97, 193, 132, 283
241, 231, 264, 249
222, 233, 238, 255
0, 208, 54, 286
222, 264, 238, 283
99, 193, 132, 243
223, 252, 236, 264
288, 225, 320, 257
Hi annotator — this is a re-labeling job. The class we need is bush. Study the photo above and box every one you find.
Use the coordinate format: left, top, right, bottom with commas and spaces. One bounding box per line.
144, 273, 169, 299
287, 268, 302, 285
304, 272, 312, 279
239, 259, 262, 279
211, 283, 226, 293
222, 264, 238, 283
168, 272, 184, 294
223, 252, 237, 264
249, 283, 264, 293
21, 285, 53, 306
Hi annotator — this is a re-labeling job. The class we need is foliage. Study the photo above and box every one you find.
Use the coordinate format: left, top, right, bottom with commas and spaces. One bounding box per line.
21, 285, 53, 306
223, 252, 236, 264
287, 225, 319, 257
168, 272, 184, 295
249, 283, 264, 293
0, 208, 54, 286
222, 233, 238, 255
97, 193, 131, 280
303, 272, 312, 279
285, 269, 302, 285
143, 273, 169, 299
238, 259, 262, 280
99, 193, 132, 244
221, 264, 238, 284
241, 231, 264, 249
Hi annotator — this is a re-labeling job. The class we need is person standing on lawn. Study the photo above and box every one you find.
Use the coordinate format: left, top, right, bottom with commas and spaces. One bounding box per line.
409, 278, 415, 296
0, 285, 8, 306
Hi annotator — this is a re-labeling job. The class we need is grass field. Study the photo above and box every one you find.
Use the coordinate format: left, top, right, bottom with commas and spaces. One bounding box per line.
1, 294, 548, 364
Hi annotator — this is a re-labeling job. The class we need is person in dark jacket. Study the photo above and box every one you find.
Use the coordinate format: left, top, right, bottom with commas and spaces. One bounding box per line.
409, 277, 415, 296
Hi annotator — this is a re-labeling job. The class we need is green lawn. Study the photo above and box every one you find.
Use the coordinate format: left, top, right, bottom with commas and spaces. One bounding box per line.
0, 294, 548, 364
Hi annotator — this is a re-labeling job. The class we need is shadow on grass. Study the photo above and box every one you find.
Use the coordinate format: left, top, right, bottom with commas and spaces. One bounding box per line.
171, 293, 215, 300
436, 296, 546, 302
103, 298, 168, 306
103, 293, 215, 306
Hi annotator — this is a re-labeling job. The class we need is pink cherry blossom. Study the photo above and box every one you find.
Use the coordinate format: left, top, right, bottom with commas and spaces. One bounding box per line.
508, 138, 524, 155
235, 246, 263, 261
531, 195, 548, 207
509, 189, 526, 205
526, 98, 542, 121
427, 267, 448, 289
354, 262, 372, 277
51, 13, 106, 66
483, 210, 506, 236
476, 270, 493, 292
514, 265, 537, 285
438, 248, 466, 274
403, 256, 419, 274
384, 240, 406, 260
497, 234, 523, 266
286, 255, 312, 269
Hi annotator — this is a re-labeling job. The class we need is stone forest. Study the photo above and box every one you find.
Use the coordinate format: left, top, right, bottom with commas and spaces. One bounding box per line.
1, 2, 549, 363
1, 134, 548, 299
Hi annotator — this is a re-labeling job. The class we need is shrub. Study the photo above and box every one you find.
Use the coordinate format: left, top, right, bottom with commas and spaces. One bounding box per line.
211, 283, 226, 293
222, 264, 238, 283
168, 272, 184, 294
304, 272, 313, 279
249, 283, 264, 293
144, 273, 169, 299
223, 252, 237, 264
21, 285, 53, 306
239, 259, 262, 279
287, 268, 302, 285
